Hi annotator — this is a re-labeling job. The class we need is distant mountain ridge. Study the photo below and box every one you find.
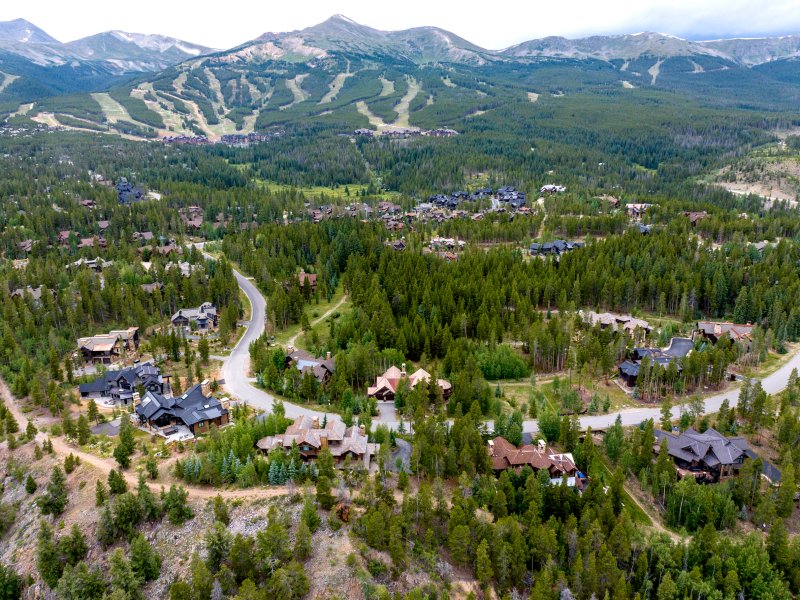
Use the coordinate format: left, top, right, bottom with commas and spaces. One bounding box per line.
2, 14, 800, 138
0, 17, 213, 72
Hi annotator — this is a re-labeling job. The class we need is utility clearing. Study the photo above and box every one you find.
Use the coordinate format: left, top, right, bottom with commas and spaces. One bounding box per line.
621, 80, 637, 89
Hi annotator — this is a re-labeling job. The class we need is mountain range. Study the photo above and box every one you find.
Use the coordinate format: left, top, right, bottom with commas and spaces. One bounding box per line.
1, 15, 799, 139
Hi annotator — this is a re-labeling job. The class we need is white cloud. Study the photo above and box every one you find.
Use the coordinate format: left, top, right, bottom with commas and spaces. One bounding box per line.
1, 0, 799, 50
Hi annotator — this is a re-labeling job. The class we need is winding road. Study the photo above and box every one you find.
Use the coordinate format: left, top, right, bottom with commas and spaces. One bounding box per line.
219, 256, 800, 434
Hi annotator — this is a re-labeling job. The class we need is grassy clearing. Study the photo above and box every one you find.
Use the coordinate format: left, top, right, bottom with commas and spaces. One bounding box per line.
496, 375, 636, 416
91, 93, 134, 124
736, 343, 799, 379
253, 178, 402, 202
271, 286, 349, 348
379, 76, 395, 97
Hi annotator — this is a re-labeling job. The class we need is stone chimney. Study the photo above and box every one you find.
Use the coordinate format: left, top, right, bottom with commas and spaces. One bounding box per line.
326, 351, 331, 360
312, 416, 320, 429
320, 436, 328, 449
359, 424, 366, 436
201, 379, 211, 397
401, 363, 407, 377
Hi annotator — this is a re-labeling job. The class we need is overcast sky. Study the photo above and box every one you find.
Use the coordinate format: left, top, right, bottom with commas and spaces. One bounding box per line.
3, 0, 800, 50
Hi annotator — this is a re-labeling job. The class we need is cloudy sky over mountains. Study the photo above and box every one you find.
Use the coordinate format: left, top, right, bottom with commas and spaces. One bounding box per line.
1, 0, 798, 50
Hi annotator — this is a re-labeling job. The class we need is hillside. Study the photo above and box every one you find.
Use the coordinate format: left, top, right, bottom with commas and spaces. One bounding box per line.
0, 15, 799, 139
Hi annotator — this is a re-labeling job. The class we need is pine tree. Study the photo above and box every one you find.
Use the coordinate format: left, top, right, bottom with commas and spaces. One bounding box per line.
76, 415, 91, 445
25, 474, 37, 494
109, 548, 142, 599
300, 495, 320, 532
108, 469, 128, 495
39, 465, 68, 516
293, 521, 312, 561
205, 522, 232, 573
114, 413, 135, 469
97, 504, 116, 547
212, 495, 230, 525
59, 524, 88, 566
776, 461, 796, 519
36, 521, 63, 588
475, 538, 493, 587
316, 475, 335, 510
96, 479, 108, 506
660, 396, 673, 431
87, 400, 99, 424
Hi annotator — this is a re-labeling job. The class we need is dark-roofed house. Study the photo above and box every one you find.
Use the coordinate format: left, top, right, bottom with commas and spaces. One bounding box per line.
10, 285, 51, 304
135, 382, 229, 436
618, 337, 693, 387
171, 302, 218, 330
654, 427, 780, 483
256, 414, 378, 469
287, 348, 336, 384
79, 361, 170, 405
140, 282, 163, 294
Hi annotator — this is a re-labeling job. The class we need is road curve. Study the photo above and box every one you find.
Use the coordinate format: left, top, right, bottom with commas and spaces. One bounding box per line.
219, 254, 800, 434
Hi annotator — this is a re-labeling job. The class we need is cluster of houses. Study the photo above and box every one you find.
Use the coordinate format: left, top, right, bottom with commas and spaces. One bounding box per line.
580, 311, 652, 341
488, 436, 587, 489
616, 320, 755, 388
179, 206, 204, 230
529, 239, 584, 256
77, 327, 140, 364
162, 131, 284, 147
352, 128, 459, 139
426, 185, 528, 210
257, 415, 379, 469
68, 257, 113, 271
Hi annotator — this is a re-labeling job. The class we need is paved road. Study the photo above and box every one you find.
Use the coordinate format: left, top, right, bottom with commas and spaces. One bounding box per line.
217, 252, 800, 434
222, 266, 329, 421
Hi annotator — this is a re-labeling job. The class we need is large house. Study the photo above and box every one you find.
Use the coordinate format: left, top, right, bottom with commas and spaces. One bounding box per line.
580, 311, 652, 338
77, 327, 140, 364
298, 270, 317, 293
653, 427, 781, 483
367, 365, 452, 401
171, 302, 218, 330
287, 348, 336, 384
256, 415, 378, 469
618, 337, 693, 387
135, 382, 229, 436
79, 362, 170, 405
696, 321, 754, 345
488, 436, 584, 488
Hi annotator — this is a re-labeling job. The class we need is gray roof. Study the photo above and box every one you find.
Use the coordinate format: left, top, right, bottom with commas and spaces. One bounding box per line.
136, 383, 227, 428
654, 427, 749, 468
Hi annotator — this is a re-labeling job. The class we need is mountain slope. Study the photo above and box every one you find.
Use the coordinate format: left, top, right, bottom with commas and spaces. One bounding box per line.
0, 18, 59, 44
66, 31, 213, 71
701, 35, 800, 66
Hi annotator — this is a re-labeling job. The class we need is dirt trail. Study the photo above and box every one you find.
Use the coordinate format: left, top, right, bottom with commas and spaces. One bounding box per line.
287, 295, 348, 349
0, 378, 290, 500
